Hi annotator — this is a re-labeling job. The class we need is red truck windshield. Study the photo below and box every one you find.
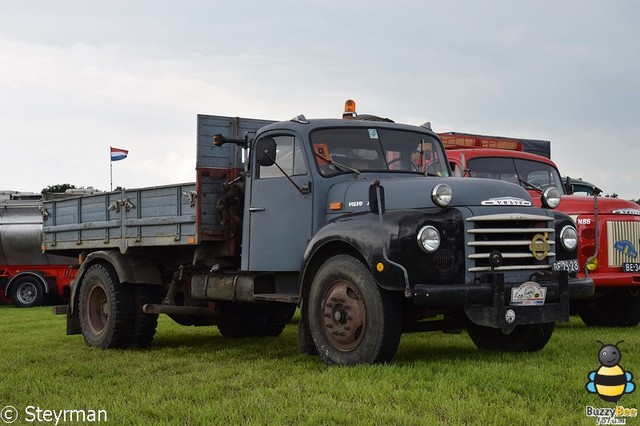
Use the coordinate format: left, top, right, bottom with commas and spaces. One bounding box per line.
311, 128, 448, 177
466, 157, 565, 193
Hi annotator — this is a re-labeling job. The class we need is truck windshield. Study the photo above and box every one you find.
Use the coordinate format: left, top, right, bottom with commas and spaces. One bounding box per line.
310, 128, 448, 177
467, 157, 565, 194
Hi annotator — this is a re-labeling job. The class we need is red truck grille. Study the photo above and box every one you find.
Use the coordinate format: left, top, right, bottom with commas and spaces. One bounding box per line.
607, 221, 640, 266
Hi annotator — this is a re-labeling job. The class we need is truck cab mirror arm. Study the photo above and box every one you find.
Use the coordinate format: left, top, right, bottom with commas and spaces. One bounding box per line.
213, 134, 249, 148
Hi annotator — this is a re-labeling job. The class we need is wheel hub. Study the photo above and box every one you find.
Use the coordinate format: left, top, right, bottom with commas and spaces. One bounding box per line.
86, 285, 108, 335
17, 283, 37, 304
321, 280, 366, 351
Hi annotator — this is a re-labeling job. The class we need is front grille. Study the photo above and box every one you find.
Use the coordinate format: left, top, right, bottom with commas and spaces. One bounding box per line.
607, 221, 640, 266
467, 213, 555, 272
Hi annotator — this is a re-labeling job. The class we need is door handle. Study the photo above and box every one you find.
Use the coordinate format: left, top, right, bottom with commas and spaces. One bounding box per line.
249, 207, 265, 212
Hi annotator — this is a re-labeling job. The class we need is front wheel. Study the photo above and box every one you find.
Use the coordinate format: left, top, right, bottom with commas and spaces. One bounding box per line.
467, 322, 555, 352
307, 255, 401, 365
11, 276, 46, 308
78, 264, 134, 348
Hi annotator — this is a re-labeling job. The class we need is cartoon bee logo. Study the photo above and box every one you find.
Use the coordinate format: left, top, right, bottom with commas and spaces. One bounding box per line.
586, 340, 636, 403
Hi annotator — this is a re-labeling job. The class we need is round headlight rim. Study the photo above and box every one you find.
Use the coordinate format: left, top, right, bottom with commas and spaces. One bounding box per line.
431, 183, 453, 208
417, 225, 441, 253
541, 187, 561, 209
560, 224, 578, 251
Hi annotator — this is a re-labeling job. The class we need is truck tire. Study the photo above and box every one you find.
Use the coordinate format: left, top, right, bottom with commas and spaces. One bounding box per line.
577, 289, 640, 327
131, 284, 164, 348
467, 322, 555, 352
10, 276, 46, 308
307, 254, 401, 365
78, 264, 134, 348
216, 302, 296, 337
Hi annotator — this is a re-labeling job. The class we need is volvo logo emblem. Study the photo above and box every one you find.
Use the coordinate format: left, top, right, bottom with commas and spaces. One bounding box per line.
529, 233, 550, 261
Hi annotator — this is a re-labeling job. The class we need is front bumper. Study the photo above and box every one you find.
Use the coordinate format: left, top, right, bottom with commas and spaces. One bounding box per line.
410, 272, 594, 328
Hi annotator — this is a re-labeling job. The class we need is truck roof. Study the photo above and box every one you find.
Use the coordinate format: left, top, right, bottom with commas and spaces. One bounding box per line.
446, 147, 558, 168
439, 132, 551, 159
259, 117, 436, 135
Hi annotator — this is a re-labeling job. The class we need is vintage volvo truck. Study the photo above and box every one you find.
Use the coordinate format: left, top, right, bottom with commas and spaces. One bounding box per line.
44, 102, 593, 364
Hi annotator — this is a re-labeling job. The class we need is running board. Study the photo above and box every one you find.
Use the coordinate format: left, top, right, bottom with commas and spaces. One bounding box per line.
142, 304, 217, 316
253, 294, 299, 304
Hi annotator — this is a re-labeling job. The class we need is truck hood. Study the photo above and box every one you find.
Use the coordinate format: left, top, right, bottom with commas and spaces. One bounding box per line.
328, 175, 534, 212
557, 194, 640, 216
523, 189, 640, 216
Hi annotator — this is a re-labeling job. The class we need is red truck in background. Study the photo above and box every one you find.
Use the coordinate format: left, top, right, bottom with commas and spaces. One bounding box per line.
0, 192, 77, 307
441, 132, 640, 327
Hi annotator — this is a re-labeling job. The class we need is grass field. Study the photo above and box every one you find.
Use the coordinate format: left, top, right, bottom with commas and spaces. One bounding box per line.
0, 305, 638, 425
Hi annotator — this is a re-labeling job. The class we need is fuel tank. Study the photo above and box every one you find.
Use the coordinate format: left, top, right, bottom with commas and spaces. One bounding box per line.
0, 200, 73, 265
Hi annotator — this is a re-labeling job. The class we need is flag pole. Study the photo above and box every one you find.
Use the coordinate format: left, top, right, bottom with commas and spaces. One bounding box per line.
110, 146, 113, 191
109, 147, 128, 191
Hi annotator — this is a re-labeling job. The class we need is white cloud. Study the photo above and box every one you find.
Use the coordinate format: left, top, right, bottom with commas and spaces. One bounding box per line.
0, 1, 639, 199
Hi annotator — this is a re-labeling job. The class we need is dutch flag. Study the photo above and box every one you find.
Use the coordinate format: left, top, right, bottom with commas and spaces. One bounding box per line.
110, 147, 128, 162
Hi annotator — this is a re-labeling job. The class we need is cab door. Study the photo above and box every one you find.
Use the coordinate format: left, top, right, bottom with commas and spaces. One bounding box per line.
243, 133, 313, 271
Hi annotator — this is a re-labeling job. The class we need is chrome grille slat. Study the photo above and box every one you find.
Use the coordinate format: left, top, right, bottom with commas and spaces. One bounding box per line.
469, 252, 556, 259
468, 227, 554, 234
469, 241, 555, 246
466, 213, 555, 273
470, 265, 553, 272
467, 213, 553, 222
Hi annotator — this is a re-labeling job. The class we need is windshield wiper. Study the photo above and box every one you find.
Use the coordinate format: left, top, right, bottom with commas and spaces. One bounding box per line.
313, 151, 360, 175
518, 178, 543, 191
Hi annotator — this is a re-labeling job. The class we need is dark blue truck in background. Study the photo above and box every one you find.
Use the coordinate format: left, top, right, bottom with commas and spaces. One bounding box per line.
45, 101, 593, 364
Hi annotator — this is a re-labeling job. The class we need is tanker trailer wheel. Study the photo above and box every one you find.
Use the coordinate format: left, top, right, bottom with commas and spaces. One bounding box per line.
78, 264, 134, 348
577, 289, 640, 327
10, 276, 45, 308
467, 322, 555, 352
307, 254, 401, 365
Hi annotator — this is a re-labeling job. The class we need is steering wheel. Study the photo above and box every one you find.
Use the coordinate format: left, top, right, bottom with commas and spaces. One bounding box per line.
387, 157, 419, 172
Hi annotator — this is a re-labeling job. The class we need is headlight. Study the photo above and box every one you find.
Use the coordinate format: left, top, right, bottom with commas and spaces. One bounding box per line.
417, 225, 440, 253
541, 187, 561, 209
431, 184, 452, 207
560, 225, 578, 251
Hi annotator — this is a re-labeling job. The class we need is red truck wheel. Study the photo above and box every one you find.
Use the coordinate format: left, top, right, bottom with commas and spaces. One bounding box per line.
467, 322, 555, 352
78, 264, 134, 348
578, 289, 640, 327
308, 255, 401, 365
10, 276, 45, 308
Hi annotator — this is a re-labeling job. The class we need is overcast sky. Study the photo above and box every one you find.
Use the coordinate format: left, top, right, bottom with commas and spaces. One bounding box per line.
1, 1, 638, 199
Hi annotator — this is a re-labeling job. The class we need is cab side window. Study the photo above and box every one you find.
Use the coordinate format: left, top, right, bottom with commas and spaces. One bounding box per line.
258, 135, 307, 178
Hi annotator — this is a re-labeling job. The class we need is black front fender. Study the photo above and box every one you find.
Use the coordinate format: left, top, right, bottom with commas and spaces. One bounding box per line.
302, 213, 410, 293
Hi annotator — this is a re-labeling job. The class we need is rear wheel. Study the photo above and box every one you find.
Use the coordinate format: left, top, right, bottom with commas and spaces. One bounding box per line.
216, 302, 296, 337
131, 284, 164, 347
467, 322, 555, 352
578, 289, 640, 327
78, 264, 134, 348
11, 276, 45, 308
307, 255, 401, 365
